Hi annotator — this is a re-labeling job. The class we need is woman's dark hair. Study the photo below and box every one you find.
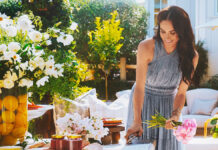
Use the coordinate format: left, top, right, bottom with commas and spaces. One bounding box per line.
154, 6, 196, 84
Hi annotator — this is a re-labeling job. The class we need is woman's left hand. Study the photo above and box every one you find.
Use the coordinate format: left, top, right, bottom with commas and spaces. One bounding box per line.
165, 114, 180, 130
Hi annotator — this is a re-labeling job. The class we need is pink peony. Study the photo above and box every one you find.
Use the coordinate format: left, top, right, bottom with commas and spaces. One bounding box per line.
173, 119, 197, 144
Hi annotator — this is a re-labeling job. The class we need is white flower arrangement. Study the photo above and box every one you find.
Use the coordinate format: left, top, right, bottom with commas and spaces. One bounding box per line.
0, 13, 76, 92
56, 113, 109, 141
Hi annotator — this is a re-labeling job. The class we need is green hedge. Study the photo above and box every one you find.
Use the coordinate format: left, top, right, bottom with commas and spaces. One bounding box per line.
0, 0, 22, 18
80, 80, 134, 100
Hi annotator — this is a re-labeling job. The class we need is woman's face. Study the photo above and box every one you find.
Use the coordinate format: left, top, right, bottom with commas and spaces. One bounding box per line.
159, 20, 179, 48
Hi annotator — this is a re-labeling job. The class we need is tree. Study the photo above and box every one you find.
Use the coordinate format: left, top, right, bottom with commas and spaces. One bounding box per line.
88, 11, 123, 100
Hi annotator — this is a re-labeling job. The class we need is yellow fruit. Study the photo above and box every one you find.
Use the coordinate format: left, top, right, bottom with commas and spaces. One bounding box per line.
17, 103, 27, 113
12, 127, 26, 138
1, 135, 17, 145
0, 116, 2, 123
2, 111, 15, 123
0, 99, 2, 110
15, 113, 27, 127
18, 94, 27, 104
3, 96, 18, 111
1, 123, 14, 135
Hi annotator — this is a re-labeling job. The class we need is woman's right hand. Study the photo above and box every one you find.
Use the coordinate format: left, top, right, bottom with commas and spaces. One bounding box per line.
124, 122, 143, 142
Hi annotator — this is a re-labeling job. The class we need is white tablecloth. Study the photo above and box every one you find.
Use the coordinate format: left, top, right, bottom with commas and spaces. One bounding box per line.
28, 105, 53, 121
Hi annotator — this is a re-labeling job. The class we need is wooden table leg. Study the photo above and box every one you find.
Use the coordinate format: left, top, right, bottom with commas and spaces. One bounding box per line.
112, 132, 120, 144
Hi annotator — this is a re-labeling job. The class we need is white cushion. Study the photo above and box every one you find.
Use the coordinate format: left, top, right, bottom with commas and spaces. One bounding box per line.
211, 107, 218, 116
182, 106, 189, 115
186, 88, 218, 113
182, 114, 212, 128
116, 90, 131, 98
190, 99, 217, 115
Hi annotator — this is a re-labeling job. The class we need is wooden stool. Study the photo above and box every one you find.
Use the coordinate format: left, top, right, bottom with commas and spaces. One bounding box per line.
101, 125, 125, 145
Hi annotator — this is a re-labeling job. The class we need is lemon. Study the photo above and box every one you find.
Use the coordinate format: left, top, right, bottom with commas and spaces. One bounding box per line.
17, 103, 27, 113
2, 111, 15, 123
1, 135, 18, 146
0, 99, 2, 110
3, 96, 18, 111
18, 94, 27, 104
1, 123, 14, 135
15, 113, 27, 127
11, 127, 26, 138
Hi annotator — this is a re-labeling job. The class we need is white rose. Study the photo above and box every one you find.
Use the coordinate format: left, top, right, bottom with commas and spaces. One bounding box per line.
43, 33, 49, 40
8, 42, 21, 53
57, 34, 74, 46
0, 44, 7, 53
46, 40, 52, 45
29, 31, 42, 42
4, 78, 14, 89
17, 15, 33, 31
5, 26, 17, 37
70, 22, 78, 31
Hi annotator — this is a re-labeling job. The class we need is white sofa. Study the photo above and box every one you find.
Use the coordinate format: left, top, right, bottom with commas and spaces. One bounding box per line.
182, 88, 218, 128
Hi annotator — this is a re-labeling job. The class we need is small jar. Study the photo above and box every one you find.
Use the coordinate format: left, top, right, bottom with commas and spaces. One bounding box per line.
51, 135, 65, 150
67, 134, 82, 150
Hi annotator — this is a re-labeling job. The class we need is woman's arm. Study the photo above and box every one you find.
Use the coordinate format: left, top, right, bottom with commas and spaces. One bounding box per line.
133, 39, 154, 124
165, 50, 199, 129
125, 39, 154, 138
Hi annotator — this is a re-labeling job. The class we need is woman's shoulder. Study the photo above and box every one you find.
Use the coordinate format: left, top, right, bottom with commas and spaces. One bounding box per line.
137, 38, 155, 62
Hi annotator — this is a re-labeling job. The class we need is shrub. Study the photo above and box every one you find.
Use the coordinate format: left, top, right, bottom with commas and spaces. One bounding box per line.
0, 0, 22, 18
71, 0, 148, 65
22, 0, 72, 31
192, 41, 208, 87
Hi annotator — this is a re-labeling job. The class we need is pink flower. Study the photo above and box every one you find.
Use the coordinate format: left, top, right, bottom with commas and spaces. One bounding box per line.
173, 119, 197, 144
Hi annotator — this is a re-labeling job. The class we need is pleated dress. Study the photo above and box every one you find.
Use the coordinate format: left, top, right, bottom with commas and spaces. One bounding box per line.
126, 40, 183, 150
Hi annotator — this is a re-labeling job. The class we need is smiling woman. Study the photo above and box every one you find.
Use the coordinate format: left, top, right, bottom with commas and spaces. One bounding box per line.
125, 6, 199, 150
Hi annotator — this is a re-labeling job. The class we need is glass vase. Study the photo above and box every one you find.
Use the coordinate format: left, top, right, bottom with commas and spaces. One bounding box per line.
0, 86, 28, 146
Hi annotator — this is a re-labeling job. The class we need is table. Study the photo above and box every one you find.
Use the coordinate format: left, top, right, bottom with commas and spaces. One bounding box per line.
101, 125, 125, 145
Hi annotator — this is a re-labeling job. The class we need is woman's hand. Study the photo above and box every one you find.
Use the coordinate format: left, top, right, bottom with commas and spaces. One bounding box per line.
125, 122, 143, 142
165, 112, 180, 130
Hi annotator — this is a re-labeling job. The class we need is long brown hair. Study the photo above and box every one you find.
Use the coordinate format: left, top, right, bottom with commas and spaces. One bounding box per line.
154, 6, 196, 84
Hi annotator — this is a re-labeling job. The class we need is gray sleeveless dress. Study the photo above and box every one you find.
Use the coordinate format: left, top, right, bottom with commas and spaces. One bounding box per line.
126, 40, 183, 150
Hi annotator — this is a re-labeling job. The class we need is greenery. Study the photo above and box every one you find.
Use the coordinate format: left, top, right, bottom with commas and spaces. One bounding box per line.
192, 41, 208, 87
80, 80, 134, 100
88, 11, 123, 100
71, 0, 148, 66
0, 0, 22, 18
22, 0, 72, 31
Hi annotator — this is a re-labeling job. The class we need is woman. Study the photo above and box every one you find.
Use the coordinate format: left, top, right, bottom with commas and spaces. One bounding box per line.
125, 6, 199, 150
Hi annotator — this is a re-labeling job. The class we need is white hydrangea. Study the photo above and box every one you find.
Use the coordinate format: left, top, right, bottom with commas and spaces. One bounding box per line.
56, 113, 109, 141
29, 31, 42, 42
5, 26, 17, 37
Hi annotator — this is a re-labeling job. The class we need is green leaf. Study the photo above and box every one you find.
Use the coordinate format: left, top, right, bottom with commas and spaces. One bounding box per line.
210, 119, 218, 125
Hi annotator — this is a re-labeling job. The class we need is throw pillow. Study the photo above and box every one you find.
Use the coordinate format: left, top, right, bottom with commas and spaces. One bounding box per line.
190, 99, 217, 115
